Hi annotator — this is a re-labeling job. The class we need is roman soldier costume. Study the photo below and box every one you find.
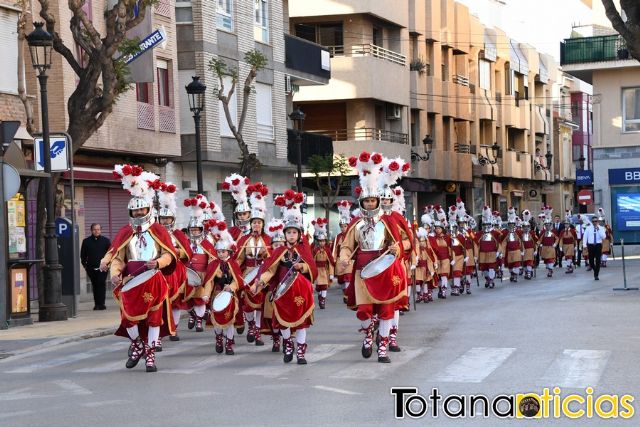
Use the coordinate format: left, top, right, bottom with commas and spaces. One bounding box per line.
559, 210, 577, 274
428, 206, 452, 299
448, 206, 467, 296
333, 200, 354, 303
224, 174, 252, 241
538, 206, 559, 277
256, 193, 317, 364
101, 165, 177, 373
416, 209, 436, 302
339, 151, 410, 363
312, 218, 334, 309
599, 208, 613, 267
457, 200, 476, 294
263, 217, 286, 352
476, 206, 500, 288
519, 210, 538, 280
501, 207, 524, 283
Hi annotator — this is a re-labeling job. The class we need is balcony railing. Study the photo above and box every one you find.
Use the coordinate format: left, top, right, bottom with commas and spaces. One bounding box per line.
309, 128, 409, 144
452, 74, 470, 87
560, 35, 628, 65
285, 34, 331, 80
327, 44, 406, 66
454, 143, 471, 154
137, 102, 155, 131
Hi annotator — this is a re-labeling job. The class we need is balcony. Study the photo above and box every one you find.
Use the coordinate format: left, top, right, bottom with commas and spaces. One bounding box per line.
501, 151, 533, 179
288, 0, 408, 28
560, 35, 637, 84
285, 34, 331, 85
137, 102, 155, 131
311, 128, 408, 144
413, 149, 473, 183
310, 128, 410, 160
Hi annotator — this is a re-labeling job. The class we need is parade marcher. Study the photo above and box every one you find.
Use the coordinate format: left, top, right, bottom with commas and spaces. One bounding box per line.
559, 210, 577, 274
448, 206, 467, 295
501, 207, 524, 283
205, 221, 244, 355
254, 193, 317, 364
492, 211, 505, 279
263, 218, 286, 352
339, 151, 410, 363
235, 183, 271, 346
583, 215, 606, 280
428, 206, 453, 299
538, 207, 559, 278
519, 210, 538, 280
157, 182, 192, 347
333, 200, 354, 304
457, 200, 476, 294
574, 214, 586, 267
311, 218, 334, 309
476, 206, 500, 288
599, 208, 613, 267
100, 165, 176, 373
416, 208, 436, 302
183, 195, 217, 333
224, 174, 252, 241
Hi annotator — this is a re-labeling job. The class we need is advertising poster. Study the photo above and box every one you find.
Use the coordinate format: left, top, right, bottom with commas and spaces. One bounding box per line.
11, 267, 28, 314
615, 193, 640, 231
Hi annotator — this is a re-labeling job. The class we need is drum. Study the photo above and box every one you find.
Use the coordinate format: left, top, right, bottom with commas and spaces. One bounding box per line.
211, 291, 238, 327
243, 267, 259, 286
274, 271, 299, 301
122, 269, 158, 292
186, 267, 202, 287
360, 254, 396, 280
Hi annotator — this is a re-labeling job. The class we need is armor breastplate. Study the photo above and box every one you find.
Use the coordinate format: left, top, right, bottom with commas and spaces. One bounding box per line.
192, 243, 205, 255
126, 231, 159, 261
356, 218, 386, 251
482, 233, 493, 242
508, 232, 517, 242
451, 237, 461, 247
523, 232, 531, 242
545, 231, 554, 238
247, 236, 264, 258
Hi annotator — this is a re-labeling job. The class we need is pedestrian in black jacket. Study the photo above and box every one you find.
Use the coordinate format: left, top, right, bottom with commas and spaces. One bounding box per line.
80, 224, 111, 310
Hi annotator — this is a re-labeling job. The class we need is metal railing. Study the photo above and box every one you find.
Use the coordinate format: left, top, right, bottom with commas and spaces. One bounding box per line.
326, 44, 407, 66
454, 143, 471, 154
325, 45, 345, 57
453, 74, 470, 87
560, 34, 628, 65
309, 128, 409, 144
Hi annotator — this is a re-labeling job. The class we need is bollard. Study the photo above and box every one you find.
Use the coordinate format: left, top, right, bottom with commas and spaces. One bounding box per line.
613, 239, 639, 291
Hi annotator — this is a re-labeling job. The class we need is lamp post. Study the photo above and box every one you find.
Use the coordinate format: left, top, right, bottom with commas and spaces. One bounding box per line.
289, 107, 306, 192
27, 22, 67, 321
185, 76, 206, 194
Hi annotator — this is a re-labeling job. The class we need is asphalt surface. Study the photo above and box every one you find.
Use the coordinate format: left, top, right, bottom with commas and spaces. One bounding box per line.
1, 261, 639, 426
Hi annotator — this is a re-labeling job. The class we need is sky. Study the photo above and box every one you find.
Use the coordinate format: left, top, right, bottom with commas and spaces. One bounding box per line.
455, 0, 594, 61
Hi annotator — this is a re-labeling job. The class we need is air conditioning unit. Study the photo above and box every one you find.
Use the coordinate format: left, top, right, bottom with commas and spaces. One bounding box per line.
386, 104, 402, 120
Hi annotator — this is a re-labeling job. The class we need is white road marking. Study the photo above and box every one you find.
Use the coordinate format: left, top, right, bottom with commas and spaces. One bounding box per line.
433, 347, 516, 383
82, 400, 128, 408
313, 385, 362, 395
174, 391, 221, 398
0, 388, 46, 402
238, 344, 354, 378
52, 379, 92, 395
0, 410, 35, 419
540, 349, 611, 388
5, 343, 122, 373
330, 346, 425, 380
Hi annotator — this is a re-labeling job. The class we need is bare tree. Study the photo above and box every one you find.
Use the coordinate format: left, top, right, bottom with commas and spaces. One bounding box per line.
602, 0, 640, 61
16, 0, 34, 133
208, 49, 268, 178
307, 154, 350, 224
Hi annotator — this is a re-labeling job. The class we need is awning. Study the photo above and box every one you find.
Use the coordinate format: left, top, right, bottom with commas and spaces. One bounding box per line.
13, 126, 33, 141
482, 29, 497, 62
537, 53, 549, 83
509, 40, 529, 75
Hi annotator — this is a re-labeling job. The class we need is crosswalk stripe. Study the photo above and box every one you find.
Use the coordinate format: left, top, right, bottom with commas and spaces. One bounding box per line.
161, 343, 267, 374
238, 344, 354, 378
52, 379, 92, 395
433, 347, 516, 383
4, 343, 123, 374
330, 346, 425, 380
540, 349, 611, 388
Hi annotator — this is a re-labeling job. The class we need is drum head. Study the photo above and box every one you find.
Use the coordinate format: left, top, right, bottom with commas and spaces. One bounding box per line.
274, 271, 298, 301
122, 269, 157, 292
186, 267, 202, 287
361, 254, 396, 280
244, 267, 259, 285
213, 291, 233, 312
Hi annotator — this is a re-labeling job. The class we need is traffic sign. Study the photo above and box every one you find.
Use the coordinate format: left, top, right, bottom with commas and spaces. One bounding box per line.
577, 189, 593, 205
55, 217, 72, 238
34, 135, 69, 172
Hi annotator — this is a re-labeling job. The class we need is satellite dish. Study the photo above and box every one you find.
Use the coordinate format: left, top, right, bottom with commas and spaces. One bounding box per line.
3, 163, 20, 201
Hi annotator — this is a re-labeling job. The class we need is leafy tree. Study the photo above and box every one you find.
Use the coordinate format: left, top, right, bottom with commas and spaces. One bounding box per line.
602, 0, 640, 60
308, 154, 351, 224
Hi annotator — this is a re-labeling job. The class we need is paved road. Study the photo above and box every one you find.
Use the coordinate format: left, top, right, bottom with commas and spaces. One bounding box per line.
1, 262, 639, 426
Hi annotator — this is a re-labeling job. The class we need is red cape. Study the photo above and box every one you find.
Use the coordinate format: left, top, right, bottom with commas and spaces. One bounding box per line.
236, 232, 272, 257
262, 243, 318, 283
313, 244, 335, 265
203, 257, 245, 289
107, 223, 177, 273
172, 229, 193, 261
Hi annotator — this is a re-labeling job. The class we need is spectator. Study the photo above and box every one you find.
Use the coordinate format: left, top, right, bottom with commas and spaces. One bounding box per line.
81, 223, 111, 310
553, 215, 564, 266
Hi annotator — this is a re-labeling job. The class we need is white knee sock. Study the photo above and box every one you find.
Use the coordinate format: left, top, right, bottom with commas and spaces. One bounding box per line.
296, 328, 306, 344
465, 275, 472, 284
126, 325, 139, 340
254, 311, 261, 328
416, 284, 422, 293
546, 263, 554, 269
343, 282, 349, 290
214, 327, 223, 335
172, 308, 181, 327
320, 290, 327, 298
489, 269, 495, 279
392, 310, 400, 329
194, 304, 206, 318
245, 311, 255, 322
440, 276, 447, 288
453, 277, 461, 287
148, 326, 160, 346
527, 266, 533, 272
602, 254, 608, 262
379, 319, 392, 338
225, 327, 234, 339
483, 270, 490, 279
281, 328, 291, 339
513, 267, 520, 275
361, 319, 372, 330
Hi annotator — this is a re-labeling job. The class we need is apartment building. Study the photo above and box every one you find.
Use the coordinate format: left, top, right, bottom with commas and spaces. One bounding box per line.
171, 0, 330, 226
561, 0, 640, 243
290, 0, 577, 225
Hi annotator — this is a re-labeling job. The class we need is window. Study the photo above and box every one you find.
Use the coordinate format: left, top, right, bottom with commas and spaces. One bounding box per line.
156, 60, 170, 107
479, 59, 491, 91
505, 65, 514, 95
254, 0, 269, 43
622, 87, 640, 132
255, 83, 273, 141
217, 0, 233, 32
294, 23, 343, 56
176, 0, 193, 24
219, 75, 237, 137
136, 83, 151, 104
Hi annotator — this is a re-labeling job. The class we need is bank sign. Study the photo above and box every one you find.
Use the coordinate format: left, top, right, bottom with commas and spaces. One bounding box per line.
576, 169, 593, 186
609, 167, 640, 185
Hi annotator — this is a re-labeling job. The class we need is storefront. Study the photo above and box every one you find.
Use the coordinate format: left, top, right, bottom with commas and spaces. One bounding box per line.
608, 167, 640, 244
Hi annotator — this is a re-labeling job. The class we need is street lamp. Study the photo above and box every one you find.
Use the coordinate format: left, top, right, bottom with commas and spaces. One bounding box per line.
289, 107, 306, 192
411, 134, 433, 161
185, 76, 206, 194
27, 22, 67, 321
